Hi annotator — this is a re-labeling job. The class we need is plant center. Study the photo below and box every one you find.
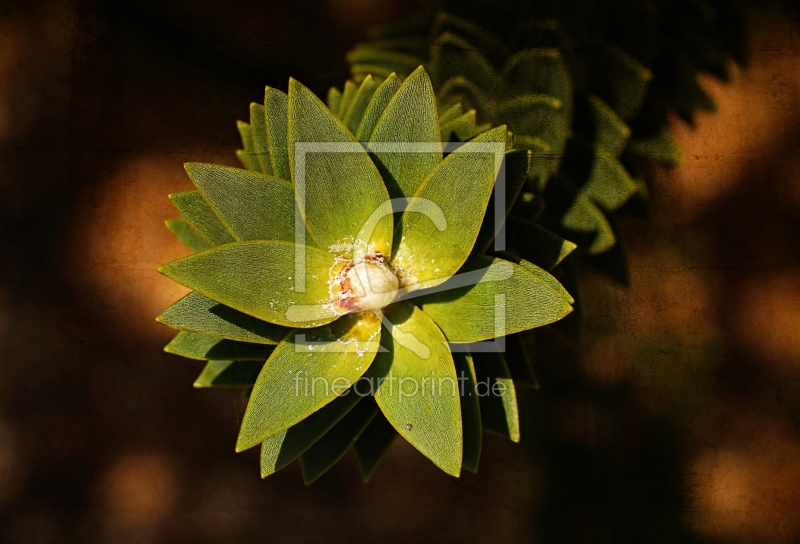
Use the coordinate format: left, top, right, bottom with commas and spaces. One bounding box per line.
334, 256, 399, 313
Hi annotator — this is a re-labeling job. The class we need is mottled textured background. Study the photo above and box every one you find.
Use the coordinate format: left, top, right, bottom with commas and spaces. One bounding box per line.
1, 1, 800, 542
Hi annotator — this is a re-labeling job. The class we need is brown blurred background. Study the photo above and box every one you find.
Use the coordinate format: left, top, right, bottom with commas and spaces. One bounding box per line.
1, 0, 800, 542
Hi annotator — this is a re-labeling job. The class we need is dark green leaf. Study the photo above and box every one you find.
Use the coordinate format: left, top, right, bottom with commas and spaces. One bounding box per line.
194, 360, 264, 388
353, 413, 397, 482
168, 191, 235, 246
454, 352, 481, 473
260, 391, 362, 478
473, 351, 520, 442
157, 291, 290, 344
300, 397, 379, 485
164, 331, 275, 360
165, 217, 211, 253
343, 75, 378, 135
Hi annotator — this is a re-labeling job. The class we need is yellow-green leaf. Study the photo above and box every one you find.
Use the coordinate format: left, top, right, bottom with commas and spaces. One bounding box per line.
343, 75, 378, 135
337, 80, 358, 119
159, 241, 337, 328
165, 217, 210, 253
372, 302, 462, 476
169, 191, 235, 246
264, 88, 291, 181
288, 79, 392, 255
416, 256, 573, 343
355, 73, 401, 142
157, 291, 290, 344
392, 126, 506, 287
369, 66, 442, 199
250, 102, 273, 175
236, 312, 381, 451
184, 163, 296, 243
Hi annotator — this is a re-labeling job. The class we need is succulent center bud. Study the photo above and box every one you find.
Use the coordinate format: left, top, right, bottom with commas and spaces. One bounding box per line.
345, 260, 399, 311
333, 255, 399, 313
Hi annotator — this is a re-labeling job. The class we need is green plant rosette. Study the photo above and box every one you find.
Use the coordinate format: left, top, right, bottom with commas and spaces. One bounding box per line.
159, 67, 573, 483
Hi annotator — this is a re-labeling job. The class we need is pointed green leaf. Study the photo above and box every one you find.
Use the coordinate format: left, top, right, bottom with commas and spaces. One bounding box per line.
260, 390, 362, 478
454, 352, 481, 473
497, 49, 571, 110
235, 121, 261, 172
393, 126, 506, 287
493, 95, 567, 155
343, 75, 378, 135
300, 397, 379, 484
236, 312, 381, 451
582, 153, 639, 212
589, 96, 630, 157
353, 413, 397, 482
474, 149, 531, 254
430, 32, 498, 92
355, 73, 401, 142
184, 163, 296, 243
627, 126, 681, 166
438, 102, 463, 125
369, 66, 442, 199
346, 48, 421, 79
589, 44, 652, 120
438, 76, 489, 118
165, 331, 276, 360
562, 194, 616, 254
506, 219, 576, 271
350, 64, 397, 84
472, 351, 519, 442
337, 80, 358, 119
431, 12, 509, 61
159, 241, 337, 328
165, 217, 211, 253
235, 149, 257, 172
326, 87, 342, 114
288, 79, 393, 255
194, 360, 264, 388
516, 259, 573, 304
440, 110, 476, 142
250, 103, 273, 175
416, 256, 573, 343
372, 302, 462, 476
169, 191, 235, 246
157, 291, 290, 344
264, 88, 291, 181
504, 331, 539, 388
